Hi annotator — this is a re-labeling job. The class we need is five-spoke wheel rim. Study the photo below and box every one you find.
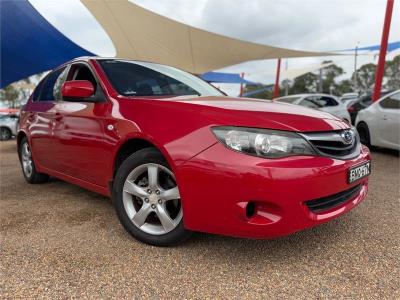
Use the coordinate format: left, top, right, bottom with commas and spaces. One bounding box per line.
122, 163, 182, 235
21, 142, 33, 178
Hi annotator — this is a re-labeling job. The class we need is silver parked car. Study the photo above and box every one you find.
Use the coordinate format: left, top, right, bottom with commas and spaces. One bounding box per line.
0, 114, 19, 140
275, 93, 351, 123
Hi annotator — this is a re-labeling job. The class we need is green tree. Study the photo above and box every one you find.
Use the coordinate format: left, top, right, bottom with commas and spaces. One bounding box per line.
322, 63, 344, 94
242, 84, 273, 99
290, 72, 318, 94
352, 63, 376, 92
385, 55, 400, 90
0, 84, 19, 108
335, 79, 353, 95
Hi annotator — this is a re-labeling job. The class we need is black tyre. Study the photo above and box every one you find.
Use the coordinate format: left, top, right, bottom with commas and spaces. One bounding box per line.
0, 127, 12, 141
357, 122, 371, 147
19, 137, 50, 184
113, 147, 192, 246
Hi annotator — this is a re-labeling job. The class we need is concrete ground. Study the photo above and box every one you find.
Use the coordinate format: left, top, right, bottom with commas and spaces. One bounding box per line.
1, 140, 399, 299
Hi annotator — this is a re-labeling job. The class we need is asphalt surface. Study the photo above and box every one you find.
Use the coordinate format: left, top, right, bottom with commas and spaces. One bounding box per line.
1, 140, 399, 299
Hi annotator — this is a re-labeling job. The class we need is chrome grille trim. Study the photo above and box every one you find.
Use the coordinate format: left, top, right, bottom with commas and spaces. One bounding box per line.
300, 129, 361, 160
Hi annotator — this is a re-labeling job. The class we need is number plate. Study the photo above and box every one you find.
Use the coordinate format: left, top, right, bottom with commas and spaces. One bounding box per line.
348, 161, 371, 183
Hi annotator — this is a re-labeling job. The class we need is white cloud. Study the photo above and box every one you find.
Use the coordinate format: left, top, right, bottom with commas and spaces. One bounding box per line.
29, 0, 400, 96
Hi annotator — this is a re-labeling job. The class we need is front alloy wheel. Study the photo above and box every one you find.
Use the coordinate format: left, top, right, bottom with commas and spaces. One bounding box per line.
123, 163, 182, 235
114, 148, 191, 246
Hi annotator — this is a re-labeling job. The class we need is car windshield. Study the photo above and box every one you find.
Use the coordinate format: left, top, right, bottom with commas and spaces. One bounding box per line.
98, 59, 223, 97
275, 96, 302, 103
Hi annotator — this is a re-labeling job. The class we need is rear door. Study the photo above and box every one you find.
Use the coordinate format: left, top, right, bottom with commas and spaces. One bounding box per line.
378, 91, 400, 147
26, 67, 68, 170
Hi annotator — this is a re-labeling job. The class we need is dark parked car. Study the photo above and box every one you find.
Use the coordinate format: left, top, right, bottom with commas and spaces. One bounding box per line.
347, 91, 392, 124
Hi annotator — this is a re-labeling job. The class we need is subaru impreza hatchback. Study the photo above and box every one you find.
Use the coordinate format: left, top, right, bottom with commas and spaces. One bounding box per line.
18, 57, 371, 246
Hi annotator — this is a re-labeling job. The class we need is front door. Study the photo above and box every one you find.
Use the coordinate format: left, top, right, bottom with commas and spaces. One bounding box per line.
378, 91, 400, 147
52, 62, 111, 187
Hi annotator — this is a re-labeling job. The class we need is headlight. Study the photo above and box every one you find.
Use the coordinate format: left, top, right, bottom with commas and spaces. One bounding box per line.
212, 126, 316, 158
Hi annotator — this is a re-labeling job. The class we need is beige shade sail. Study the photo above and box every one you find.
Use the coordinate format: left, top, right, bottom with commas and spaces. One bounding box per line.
82, 0, 336, 74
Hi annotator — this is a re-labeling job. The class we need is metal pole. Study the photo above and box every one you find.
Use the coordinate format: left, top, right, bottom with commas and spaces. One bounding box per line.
354, 43, 359, 91
318, 67, 323, 93
273, 58, 281, 99
285, 60, 289, 96
373, 0, 394, 102
239, 72, 244, 97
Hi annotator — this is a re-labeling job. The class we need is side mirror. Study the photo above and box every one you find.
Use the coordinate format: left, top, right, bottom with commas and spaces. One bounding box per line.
61, 80, 95, 100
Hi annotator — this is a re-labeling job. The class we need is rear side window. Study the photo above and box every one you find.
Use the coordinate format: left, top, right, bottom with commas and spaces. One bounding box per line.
379, 92, 400, 109
300, 97, 321, 108
39, 67, 66, 101
32, 80, 45, 101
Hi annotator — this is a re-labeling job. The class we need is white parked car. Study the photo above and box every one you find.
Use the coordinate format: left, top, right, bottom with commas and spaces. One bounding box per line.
275, 94, 351, 123
0, 114, 19, 140
355, 90, 400, 150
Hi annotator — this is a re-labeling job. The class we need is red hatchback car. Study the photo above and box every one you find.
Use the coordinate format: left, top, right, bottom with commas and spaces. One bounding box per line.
18, 57, 371, 246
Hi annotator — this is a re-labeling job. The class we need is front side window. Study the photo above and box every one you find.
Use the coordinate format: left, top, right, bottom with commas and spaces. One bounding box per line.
379, 92, 400, 109
39, 67, 66, 101
315, 96, 338, 107
68, 64, 98, 89
53, 67, 69, 101
98, 60, 223, 97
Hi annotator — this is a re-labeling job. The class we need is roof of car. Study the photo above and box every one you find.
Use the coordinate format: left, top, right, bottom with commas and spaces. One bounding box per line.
276, 93, 336, 98
70, 56, 157, 64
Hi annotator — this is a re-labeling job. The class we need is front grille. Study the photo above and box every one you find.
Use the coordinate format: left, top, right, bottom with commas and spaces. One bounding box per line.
300, 130, 360, 159
305, 185, 362, 213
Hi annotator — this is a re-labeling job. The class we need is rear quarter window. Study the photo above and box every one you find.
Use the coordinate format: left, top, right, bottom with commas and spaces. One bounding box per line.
32, 80, 45, 101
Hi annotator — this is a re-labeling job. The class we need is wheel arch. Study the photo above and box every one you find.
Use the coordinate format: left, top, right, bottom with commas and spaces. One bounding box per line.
112, 137, 176, 180
15, 131, 27, 161
0, 126, 12, 134
356, 121, 372, 146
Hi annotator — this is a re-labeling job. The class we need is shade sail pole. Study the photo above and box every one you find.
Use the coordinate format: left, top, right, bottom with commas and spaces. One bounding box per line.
239, 72, 244, 97
373, 0, 394, 102
273, 58, 281, 99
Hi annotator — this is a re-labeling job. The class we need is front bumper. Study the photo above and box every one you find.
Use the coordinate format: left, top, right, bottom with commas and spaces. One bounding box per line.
176, 142, 370, 239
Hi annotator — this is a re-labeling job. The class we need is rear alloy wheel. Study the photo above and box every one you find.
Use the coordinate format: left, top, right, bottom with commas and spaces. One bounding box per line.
19, 137, 49, 183
0, 127, 11, 141
114, 148, 191, 246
